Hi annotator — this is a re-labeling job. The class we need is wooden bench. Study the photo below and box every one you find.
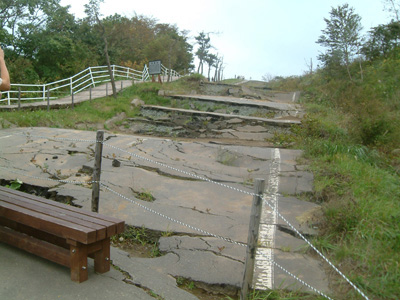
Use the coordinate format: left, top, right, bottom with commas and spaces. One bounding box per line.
0, 186, 124, 283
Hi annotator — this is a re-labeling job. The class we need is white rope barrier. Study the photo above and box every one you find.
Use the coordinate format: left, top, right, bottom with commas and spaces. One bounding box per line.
0, 131, 372, 300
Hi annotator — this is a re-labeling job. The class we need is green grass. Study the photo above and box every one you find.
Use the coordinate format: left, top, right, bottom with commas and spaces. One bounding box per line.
220, 78, 243, 84
0, 82, 169, 129
226, 289, 326, 300
294, 100, 400, 299
1, 73, 399, 299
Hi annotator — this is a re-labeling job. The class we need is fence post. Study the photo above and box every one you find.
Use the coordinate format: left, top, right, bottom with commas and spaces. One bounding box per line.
240, 178, 265, 300
42, 85, 46, 102
90, 86, 92, 101
91, 130, 104, 213
89, 67, 95, 87
106, 83, 108, 96
71, 92, 74, 109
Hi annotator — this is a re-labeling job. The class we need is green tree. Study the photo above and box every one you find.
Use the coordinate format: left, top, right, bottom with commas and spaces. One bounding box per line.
362, 21, 400, 59
33, 5, 93, 80
85, 0, 117, 98
145, 24, 193, 80
0, 0, 60, 49
195, 31, 211, 75
204, 53, 217, 81
0, 0, 194, 85
317, 4, 363, 81
0, 0, 90, 82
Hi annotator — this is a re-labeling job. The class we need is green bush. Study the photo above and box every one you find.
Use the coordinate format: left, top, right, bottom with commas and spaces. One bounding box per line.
182, 73, 205, 82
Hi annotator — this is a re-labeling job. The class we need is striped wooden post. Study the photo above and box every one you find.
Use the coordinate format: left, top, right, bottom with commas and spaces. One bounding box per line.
241, 178, 265, 300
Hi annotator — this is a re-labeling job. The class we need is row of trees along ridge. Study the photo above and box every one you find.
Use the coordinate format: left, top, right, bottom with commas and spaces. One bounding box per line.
0, 0, 222, 86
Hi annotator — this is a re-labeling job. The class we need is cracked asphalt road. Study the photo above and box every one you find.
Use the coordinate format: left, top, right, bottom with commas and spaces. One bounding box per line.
0, 127, 330, 299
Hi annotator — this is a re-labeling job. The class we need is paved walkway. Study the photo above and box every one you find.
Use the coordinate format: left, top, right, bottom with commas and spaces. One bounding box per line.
0, 75, 180, 111
0, 80, 134, 111
0, 78, 334, 299
0, 127, 332, 299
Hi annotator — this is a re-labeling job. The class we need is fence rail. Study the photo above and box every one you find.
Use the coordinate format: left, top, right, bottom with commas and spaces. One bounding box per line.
1, 64, 179, 106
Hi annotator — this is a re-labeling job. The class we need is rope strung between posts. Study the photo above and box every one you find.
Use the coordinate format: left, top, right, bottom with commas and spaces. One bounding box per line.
100, 183, 245, 246
103, 142, 255, 196
100, 183, 333, 300
0, 164, 334, 300
102, 140, 369, 300
4, 132, 369, 299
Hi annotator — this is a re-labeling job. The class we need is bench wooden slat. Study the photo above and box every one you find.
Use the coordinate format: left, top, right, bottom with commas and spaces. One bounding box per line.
0, 200, 96, 244
0, 188, 117, 226
0, 193, 107, 241
0, 187, 124, 236
0, 186, 125, 282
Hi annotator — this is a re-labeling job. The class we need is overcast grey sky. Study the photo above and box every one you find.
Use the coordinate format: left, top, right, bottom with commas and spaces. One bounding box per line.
60, 0, 391, 80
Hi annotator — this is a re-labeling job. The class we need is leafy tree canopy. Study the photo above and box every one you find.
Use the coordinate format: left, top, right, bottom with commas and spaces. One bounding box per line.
1, 0, 194, 83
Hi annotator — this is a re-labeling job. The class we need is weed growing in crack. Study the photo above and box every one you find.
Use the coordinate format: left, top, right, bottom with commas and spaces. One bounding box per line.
161, 230, 173, 237
5, 179, 23, 190
137, 189, 155, 202
150, 242, 161, 257
113, 225, 149, 246
175, 277, 195, 290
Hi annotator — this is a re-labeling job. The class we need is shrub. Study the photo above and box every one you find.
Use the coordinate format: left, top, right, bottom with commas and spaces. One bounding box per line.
183, 73, 205, 82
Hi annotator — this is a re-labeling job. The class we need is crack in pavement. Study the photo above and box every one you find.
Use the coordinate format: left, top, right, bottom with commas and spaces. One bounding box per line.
111, 262, 166, 300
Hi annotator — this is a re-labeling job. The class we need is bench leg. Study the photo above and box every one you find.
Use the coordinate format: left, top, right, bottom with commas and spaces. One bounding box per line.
69, 243, 88, 283
94, 238, 110, 274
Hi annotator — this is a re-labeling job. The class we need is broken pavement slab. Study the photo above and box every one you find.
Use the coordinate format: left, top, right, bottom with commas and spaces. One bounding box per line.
171, 94, 303, 117
0, 127, 332, 298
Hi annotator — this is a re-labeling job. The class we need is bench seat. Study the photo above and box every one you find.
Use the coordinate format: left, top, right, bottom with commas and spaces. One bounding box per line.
0, 186, 125, 282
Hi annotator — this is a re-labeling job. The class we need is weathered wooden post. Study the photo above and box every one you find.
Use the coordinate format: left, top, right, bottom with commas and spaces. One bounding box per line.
240, 178, 265, 300
90, 86, 92, 101
71, 92, 74, 109
91, 130, 104, 213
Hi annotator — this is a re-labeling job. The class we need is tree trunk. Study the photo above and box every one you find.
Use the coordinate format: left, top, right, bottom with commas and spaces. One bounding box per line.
167, 40, 176, 83
96, 14, 117, 98
197, 60, 203, 74
214, 61, 219, 82
346, 63, 353, 82
103, 36, 117, 98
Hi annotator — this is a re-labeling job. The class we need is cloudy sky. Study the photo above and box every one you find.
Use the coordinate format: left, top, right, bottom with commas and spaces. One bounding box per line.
60, 0, 391, 80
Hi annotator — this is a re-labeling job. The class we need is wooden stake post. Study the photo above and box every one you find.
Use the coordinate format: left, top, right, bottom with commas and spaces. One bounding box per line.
240, 178, 265, 300
91, 130, 104, 213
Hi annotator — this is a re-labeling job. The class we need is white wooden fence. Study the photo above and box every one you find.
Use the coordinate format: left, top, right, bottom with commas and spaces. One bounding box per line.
1, 64, 180, 105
